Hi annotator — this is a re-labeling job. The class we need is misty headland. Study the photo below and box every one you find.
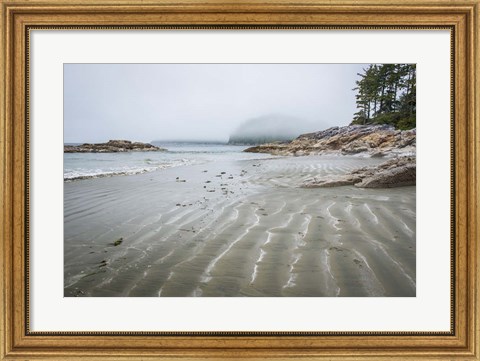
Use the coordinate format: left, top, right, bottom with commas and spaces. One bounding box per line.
64, 64, 416, 297
227, 114, 319, 145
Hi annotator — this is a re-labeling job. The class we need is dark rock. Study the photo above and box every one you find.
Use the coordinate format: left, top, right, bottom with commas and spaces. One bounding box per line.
303, 156, 416, 189
370, 151, 386, 158
355, 164, 416, 188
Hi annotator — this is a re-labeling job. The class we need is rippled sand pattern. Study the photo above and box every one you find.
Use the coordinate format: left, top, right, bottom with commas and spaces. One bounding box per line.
64, 156, 415, 297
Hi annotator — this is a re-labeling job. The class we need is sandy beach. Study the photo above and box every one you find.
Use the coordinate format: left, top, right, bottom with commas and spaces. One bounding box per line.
64, 155, 415, 297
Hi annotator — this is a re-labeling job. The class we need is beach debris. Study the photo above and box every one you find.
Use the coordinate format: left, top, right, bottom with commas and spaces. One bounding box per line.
353, 259, 363, 268
72, 289, 85, 297
329, 246, 343, 252
99, 260, 108, 268
113, 238, 123, 246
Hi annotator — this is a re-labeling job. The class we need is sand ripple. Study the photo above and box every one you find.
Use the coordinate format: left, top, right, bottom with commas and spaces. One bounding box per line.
64, 156, 415, 297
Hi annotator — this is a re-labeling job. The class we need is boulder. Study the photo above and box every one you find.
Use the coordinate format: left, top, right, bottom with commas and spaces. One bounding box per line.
302, 156, 416, 189
355, 164, 416, 188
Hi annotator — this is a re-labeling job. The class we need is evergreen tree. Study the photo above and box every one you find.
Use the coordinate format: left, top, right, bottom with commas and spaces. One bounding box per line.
351, 64, 416, 130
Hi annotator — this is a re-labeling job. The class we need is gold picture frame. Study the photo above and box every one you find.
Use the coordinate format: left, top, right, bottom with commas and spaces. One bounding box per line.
1, 0, 478, 359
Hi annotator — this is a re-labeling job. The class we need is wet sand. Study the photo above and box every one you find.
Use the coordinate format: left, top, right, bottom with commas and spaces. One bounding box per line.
64, 156, 415, 297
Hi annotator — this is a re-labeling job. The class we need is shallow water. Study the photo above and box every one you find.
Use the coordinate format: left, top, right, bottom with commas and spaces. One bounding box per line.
64, 143, 273, 180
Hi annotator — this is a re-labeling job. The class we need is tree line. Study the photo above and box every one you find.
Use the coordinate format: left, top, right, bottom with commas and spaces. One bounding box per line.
351, 64, 416, 130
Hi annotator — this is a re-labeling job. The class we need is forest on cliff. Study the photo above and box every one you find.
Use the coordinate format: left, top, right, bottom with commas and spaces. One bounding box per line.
351, 64, 416, 130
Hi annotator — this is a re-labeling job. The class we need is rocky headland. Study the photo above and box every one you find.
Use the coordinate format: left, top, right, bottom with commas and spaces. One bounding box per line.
244, 124, 415, 157
244, 124, 416, 188
64, 140, 165, 153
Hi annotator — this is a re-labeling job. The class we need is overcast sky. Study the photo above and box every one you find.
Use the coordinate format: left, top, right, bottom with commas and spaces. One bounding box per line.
64, 63, 368, 143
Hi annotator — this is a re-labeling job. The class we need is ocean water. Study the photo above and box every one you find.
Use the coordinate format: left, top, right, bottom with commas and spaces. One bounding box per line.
64, 142, 273, 181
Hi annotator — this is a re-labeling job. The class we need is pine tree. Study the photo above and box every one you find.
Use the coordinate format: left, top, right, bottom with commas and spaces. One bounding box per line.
351, 64, 416, 129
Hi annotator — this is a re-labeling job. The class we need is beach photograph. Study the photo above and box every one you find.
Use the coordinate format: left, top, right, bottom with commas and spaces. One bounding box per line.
64, 63, 416, 297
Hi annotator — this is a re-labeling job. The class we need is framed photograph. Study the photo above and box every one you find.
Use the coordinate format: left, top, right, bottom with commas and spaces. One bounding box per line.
1, 0, 478, 359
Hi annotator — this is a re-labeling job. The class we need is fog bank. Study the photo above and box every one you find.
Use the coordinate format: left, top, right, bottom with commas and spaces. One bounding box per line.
64, 64, 367, 143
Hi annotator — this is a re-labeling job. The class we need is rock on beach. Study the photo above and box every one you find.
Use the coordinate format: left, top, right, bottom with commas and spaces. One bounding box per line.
303, 156, 416, 189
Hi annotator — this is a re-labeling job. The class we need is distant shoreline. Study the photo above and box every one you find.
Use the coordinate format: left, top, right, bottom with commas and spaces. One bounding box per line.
64, 140, 165, 153
151, 140, 227, 145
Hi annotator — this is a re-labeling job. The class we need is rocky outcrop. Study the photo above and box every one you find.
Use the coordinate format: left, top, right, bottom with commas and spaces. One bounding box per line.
244, 125, 415, 157
64, 140, 165, 153
303, 156, 416, 188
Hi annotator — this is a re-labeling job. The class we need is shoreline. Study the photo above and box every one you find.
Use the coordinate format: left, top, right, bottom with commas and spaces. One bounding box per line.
64, 155, 416, 297
63, 144, 274, 182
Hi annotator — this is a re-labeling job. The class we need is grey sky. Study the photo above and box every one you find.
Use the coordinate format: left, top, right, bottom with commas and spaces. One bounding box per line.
64, 63, 367, 143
